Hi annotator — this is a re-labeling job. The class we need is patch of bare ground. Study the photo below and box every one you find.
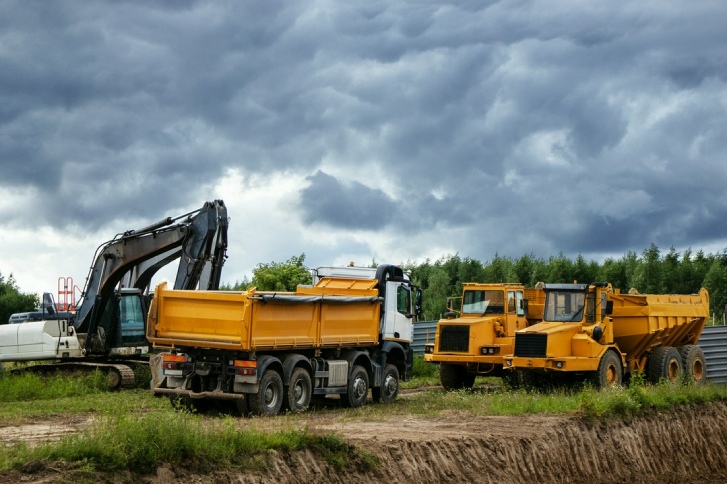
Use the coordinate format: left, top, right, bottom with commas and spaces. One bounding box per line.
3, 402, 727, 483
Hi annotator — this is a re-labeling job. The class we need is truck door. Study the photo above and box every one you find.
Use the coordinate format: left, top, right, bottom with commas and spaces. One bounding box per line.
382, 282, 413, 342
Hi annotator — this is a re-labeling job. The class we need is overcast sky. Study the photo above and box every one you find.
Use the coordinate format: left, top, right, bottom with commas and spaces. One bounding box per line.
2, 1, 727, 298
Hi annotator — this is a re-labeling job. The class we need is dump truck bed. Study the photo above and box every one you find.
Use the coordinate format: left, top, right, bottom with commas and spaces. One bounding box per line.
610, 288, 709, 361
146, 279, 383, 351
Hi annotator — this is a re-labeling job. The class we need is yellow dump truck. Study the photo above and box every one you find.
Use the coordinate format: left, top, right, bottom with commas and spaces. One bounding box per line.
423, 283, 544, 389
148, 264, 422, 415
503, 283, 709, 388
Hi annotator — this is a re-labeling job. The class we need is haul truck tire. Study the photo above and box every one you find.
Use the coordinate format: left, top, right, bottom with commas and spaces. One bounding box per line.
285, 367, 312, 413
679, 345, 707, 384
249, 369, 284, 416
592, 350, 622, 388
440, 363, 475, 390
372, 364, 399, 404
341, 365, 369, 408
648, 346, 683, 384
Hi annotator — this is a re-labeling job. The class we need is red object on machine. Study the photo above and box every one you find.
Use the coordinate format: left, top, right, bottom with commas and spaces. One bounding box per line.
57, 277, 79, 312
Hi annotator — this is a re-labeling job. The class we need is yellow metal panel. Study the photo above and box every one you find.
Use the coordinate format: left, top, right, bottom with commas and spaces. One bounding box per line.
300, 277, 378, 296
319, 299, 379, 347
250, 300, 318, 350
148, 283, 252, 350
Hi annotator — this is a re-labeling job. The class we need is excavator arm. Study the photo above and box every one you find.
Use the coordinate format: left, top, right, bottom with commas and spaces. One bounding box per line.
74, 200, 228, 340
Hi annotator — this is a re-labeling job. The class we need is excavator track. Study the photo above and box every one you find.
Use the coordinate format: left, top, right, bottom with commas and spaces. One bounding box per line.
10, 361, 138, 390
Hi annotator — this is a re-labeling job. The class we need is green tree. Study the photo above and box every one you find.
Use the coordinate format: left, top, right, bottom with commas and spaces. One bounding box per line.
598, 258, 627, 290
421, 266, 451, 320
0, 272, 39, 324
546, 253, 574, 283
249, 254, 312, 291
702, 254, 727, 321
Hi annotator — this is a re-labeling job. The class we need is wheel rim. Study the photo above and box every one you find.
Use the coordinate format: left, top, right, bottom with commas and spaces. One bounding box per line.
693, 359, 704, 380
605, 363, 617, 386
293, 380, 307, 405
264, 382, 279, 408
383, 374, 397, 397
667, 359, 680, 382
352, 376, 366, 400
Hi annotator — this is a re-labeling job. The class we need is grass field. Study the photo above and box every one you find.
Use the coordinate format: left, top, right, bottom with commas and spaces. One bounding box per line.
1, 358, 726, 475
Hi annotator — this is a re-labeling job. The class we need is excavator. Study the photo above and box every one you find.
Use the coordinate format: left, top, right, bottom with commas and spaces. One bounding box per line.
0, 200, 229, 388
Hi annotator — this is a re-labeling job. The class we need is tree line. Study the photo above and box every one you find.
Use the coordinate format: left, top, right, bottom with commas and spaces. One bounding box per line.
4, 243, 726, 324
223, 244, 727, 323
409, 244, 727, 321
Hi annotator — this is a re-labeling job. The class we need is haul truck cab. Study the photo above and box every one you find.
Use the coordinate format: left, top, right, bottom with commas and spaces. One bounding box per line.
423, 283, 542, 389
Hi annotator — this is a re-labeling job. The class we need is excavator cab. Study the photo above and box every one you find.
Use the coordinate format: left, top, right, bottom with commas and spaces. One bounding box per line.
85, 289, 148, 356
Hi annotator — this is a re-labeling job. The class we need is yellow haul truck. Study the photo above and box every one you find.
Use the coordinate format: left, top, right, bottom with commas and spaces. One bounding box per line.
148, 264, 422, 416
503, 283, 709, 388
423, 283, 544, 389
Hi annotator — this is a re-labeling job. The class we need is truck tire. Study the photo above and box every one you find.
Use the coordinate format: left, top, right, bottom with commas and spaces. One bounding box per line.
592, 350, 622, 389
341, 365, 369, 408
440, 363, 475, 390
502, 370, 532, 390
231, 395, 249, 416
679, 345, 707, 384
285, 367, 312, 413
372, 364, 399, 404
647, 346, 682, 384
249, 369, 284, 416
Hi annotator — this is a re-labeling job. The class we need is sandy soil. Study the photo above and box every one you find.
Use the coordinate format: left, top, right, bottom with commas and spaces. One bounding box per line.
2, 400, 727, 483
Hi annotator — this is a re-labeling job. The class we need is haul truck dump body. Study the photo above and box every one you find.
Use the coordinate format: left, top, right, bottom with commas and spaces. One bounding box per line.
423, 284, 544, 389
504, 283, 709, 388
149, 264, 421, 416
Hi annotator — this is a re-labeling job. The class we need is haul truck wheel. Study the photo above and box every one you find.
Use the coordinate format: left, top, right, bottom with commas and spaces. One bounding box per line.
648, 346, 683, 384
440, 363, 475, 390
342, 365, 369, 408
249, 369, 284, 416
593, 350, 622, 388
679, 345, 707, 384
503, 370, 531, 390
372, 364, 399, 404
285, 367, 312, 413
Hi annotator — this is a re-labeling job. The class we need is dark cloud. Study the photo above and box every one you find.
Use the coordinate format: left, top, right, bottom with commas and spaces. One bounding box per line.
0, 0, 726, 265
300, 171, 396, 229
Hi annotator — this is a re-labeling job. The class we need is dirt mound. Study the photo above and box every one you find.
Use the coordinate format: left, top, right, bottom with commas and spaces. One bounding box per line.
4, 403, 727, 483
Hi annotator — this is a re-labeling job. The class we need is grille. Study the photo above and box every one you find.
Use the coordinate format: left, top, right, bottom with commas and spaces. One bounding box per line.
514, 333, 547, 358
438, 326, 470, 352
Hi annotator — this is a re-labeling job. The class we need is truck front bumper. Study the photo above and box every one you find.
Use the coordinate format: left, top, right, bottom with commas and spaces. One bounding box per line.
503, 356, 599, 372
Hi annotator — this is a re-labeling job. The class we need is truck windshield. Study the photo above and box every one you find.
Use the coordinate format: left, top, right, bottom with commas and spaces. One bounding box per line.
462, 290, 505, 315
544, 291, 586, 322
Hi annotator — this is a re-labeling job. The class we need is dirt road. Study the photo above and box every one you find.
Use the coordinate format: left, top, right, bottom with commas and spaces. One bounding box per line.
3, 401, 727, 483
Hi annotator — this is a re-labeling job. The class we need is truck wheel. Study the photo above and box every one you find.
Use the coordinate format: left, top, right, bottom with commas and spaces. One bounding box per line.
249, 369, 284, 416
647, 346, 682, 384
372, 364, 399, 404
592, 350, 622, 389
502, 370, 531, 390
440, 363, 475, 390
341, 365, 369, 408
286, 367, 312, 413
231, 395, 249, 416
679, 345, 707, 384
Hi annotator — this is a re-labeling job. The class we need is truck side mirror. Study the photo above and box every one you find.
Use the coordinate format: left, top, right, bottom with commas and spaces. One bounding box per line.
446, 297, 453, 311
605, 301, 613, 316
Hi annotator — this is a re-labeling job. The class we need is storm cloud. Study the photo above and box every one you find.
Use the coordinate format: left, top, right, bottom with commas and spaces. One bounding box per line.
1, 0, 726, 294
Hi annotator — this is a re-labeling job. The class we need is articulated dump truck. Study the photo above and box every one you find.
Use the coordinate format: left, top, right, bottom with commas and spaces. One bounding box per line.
423, 283, 545, 389
148, 264, 422, 416
503, 283, 709, 388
